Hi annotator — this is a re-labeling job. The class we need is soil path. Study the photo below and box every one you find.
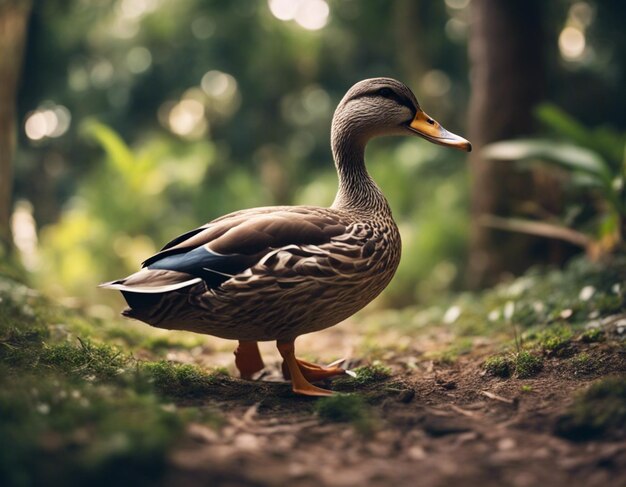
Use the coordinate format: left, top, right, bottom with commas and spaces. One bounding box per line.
160, 326, 626, 487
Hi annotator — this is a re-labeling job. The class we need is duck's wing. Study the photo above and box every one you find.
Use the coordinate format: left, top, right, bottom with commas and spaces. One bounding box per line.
100, 207, 348, 295
154, 205, 288, 254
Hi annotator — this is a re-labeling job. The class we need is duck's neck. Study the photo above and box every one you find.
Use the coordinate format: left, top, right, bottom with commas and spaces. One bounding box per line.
330, 130, 390, 214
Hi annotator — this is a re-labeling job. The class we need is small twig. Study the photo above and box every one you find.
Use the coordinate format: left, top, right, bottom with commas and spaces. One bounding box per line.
480, 390, 515, 405
449, 404, 480, 418
76, 336, 89, 350
425, 407, 454, 417
479, 214, 591, 248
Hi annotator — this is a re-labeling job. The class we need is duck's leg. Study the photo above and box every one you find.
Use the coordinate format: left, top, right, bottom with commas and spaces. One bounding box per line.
277, 340, 333, 397
281, 358, 347, 382
234, 341, 265, 380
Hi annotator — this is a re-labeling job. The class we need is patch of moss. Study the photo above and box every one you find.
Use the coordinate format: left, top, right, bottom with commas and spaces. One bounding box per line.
315, 394, 374, 434
580, 328, 604, 343
140, 361, 229, 398
537, 325, 573, 354
568, 352, 598, 375
344, 363, 391, 387
514, 351, 543, 379
484, 355, 512, 378
483, 351, 542, 379
555, 376, 626, 441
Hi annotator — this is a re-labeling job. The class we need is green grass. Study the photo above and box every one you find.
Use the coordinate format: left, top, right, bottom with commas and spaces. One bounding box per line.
140, 361, 229, 398
39, 339, 129, 379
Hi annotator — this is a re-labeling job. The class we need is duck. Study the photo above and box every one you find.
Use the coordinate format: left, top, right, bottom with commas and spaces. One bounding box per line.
100, 78, 471, 396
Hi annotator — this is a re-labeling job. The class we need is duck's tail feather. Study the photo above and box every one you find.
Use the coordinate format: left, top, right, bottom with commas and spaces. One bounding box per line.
99, 268, 202, 310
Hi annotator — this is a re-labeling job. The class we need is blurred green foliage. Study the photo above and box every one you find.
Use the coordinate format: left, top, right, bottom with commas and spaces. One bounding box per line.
482, 104, 626, 255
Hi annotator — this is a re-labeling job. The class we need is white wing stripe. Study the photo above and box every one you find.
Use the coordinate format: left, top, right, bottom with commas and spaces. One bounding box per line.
101, 277, 202, 293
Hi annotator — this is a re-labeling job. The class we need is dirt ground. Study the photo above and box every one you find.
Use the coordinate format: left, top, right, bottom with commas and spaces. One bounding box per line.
157, 324, 626, 487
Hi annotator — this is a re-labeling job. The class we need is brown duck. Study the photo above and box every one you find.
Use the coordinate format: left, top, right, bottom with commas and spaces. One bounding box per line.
101, 78, 471, 396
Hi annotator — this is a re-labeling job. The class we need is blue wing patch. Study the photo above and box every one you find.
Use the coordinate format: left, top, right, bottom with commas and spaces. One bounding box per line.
147, 246, 258, 289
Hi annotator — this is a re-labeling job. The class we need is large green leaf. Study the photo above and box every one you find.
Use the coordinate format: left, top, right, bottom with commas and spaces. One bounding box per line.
482, 139, 612, 183
536, 104, 626, 168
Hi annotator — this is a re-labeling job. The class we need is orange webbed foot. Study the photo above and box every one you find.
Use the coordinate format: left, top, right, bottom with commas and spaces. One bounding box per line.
277, 340, 334, 397
281, 357, 353, 382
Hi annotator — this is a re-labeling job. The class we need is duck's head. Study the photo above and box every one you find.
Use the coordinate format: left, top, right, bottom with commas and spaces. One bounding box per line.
332, 77, 471, 152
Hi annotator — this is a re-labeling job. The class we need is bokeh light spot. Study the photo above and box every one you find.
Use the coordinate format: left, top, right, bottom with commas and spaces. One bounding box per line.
126, 46, 152, 73
268, 0, 329, 31
90, 59, 115, 88
559, 26, 586, 60
294, 0, 329, 30
167, 99, 206, 138
191, 17, 216, 39
445, 18, 467, 42
25, 112, 48, 141
24, 104, 71, 141
268, 0, 298, 21
201, 70, 235, 98
421, 70, 452, 98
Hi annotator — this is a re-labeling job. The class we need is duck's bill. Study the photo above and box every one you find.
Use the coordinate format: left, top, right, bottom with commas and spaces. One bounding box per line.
407, 110, 472, 152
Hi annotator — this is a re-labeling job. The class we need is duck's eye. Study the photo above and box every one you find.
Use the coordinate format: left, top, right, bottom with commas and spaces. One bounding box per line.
378, 87, 393, 98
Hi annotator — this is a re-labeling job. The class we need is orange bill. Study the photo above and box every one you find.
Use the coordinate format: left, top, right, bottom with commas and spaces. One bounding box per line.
408, 109, 472, 152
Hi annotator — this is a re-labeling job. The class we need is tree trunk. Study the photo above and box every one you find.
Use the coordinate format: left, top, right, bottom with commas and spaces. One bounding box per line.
467, 0, 567, 288
393, 0, 428, 87
0, 0, 32, 254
